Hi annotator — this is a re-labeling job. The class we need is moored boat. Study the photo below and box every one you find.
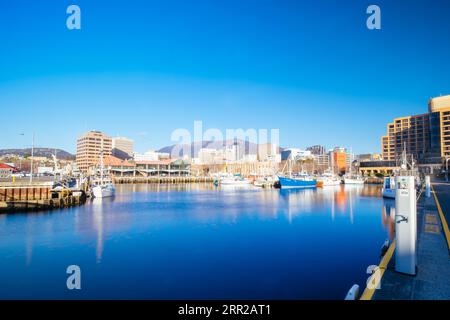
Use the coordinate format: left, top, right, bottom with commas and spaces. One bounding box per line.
382, 177, 396, 199
344, 175, 366, 185
318, 169, 342, 186
91, 151, 116, 199
277, 175, 317, 189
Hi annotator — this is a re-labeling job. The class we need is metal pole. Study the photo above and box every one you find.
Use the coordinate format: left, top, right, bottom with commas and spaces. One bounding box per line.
445, 158, 450, 182
30, 132, 34, 185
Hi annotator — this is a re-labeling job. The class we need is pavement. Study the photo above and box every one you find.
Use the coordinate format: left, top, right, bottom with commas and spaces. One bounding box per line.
373, 180, 450, 300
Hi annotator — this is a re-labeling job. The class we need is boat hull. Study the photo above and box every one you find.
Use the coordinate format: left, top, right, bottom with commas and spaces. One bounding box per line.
344, 178, 365, 185
92, 185, 115, 198
219, 179, 251, 186
277, 176, 317, 189
382, 188, 396, 199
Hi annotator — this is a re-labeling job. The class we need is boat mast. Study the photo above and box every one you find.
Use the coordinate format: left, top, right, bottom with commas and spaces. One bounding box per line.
100, 150, 104, 185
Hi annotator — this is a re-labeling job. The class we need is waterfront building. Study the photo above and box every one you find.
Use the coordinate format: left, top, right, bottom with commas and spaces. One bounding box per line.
257, 143, 280, 162
330, 147, 348, 174
76, 131, 112, 173
314, 153, 330, 167
281, 148, 312, 161
198, 148, 221, 164
242, 154, 258, 162
0, 163, 14, 179
133, 150, 169, 162
112, 137, 134, 159
356, 153, 382, 162
380, 94, 450, 169
307, 145, 326, 155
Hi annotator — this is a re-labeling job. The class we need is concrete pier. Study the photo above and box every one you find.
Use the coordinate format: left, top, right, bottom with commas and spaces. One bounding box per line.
363, 179, 450, 300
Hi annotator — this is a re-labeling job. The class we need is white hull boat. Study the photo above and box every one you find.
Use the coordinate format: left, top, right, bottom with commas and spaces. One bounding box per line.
92, 184, 115, 198
219, 178, 252, 186
344, 177, 365, 185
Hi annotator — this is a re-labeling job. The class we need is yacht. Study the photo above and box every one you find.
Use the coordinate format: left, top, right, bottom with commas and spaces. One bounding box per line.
91, 152, 116, 198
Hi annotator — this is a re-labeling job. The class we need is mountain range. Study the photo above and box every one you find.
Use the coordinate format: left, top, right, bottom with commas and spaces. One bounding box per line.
0, 148, 75, 160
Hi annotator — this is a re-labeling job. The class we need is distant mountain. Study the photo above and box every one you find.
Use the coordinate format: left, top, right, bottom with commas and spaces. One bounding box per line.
0, 148, 75, 160
158, 139, 280, 158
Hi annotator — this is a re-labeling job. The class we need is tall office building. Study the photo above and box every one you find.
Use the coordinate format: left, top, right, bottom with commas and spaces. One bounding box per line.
307, 145, 326, 155
76, 131, 112, 173
381, 95, 450, 164
112, 137, 134, 159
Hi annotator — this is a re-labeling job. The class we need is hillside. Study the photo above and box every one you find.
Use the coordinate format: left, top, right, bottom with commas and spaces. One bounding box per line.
0, 148, 75, 160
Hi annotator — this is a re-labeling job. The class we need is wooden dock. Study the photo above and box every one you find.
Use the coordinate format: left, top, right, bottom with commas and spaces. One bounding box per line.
113, 176, 214, 184
0, 186, 87, 213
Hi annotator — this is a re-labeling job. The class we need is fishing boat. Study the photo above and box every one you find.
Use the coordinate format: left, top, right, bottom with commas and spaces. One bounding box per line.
278, 175, 317, 189
277, 154, 317, 189
318, 169, 342, 186
91, 151, 116, 198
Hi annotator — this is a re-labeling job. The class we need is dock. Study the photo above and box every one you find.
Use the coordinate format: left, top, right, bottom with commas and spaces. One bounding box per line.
113, 176, 214, 184
361, 178, 450, 300
0, 186, 87, 213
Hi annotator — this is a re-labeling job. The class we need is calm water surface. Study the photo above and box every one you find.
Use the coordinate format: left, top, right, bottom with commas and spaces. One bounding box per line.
0, 184, 395, 299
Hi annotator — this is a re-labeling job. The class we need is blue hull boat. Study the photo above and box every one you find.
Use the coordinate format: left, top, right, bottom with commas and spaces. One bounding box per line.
277, 176, 317, 189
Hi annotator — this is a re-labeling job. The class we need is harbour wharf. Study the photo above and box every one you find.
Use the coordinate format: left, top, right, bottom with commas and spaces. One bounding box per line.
113, 176, 214, 184
361, 179, 450, 300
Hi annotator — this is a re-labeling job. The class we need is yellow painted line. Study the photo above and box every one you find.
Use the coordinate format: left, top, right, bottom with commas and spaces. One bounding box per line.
359, 188, 426, 300
431, 185, 450, 251
360, 240, 396, 300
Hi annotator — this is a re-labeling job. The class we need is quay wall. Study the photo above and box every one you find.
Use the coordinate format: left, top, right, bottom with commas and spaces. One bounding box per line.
0, 186, 86, 213
113, 176, 214, 184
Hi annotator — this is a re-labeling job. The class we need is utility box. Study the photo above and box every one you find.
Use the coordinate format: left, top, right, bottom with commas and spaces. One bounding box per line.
425, 175, 431, 198
395, 176, 417, 275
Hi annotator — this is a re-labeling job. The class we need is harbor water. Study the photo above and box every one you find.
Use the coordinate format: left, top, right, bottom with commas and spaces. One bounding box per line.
0, 184, 394, 299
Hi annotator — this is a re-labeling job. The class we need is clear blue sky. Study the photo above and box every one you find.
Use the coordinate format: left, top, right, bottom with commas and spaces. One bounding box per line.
1, 0, 450, 154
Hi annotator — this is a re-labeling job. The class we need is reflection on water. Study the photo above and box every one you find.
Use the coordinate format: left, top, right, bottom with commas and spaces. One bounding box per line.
0, 183, 390, 299
381, 199, 396, 241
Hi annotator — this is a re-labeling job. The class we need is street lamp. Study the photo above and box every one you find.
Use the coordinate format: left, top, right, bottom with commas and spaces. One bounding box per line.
20, 133, 35, 185
446, 157, 450, 182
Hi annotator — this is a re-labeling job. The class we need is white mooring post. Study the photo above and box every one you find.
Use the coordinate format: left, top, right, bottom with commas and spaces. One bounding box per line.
395, 176, 417, 275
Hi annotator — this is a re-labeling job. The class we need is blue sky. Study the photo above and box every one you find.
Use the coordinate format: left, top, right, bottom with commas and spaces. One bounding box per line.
1, 0, 450, 154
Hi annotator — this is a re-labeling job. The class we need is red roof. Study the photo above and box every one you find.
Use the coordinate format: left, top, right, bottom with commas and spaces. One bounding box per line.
0, 163, 14, 170
100, 156, 135, 167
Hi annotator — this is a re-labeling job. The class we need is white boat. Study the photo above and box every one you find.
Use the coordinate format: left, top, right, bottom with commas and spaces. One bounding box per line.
344, 175, 366, 185
92, 183, 115, 198
382, 177, 396, 199
318, 170, 342, 186
254, 176, 276, 188
91, 151, 115, 198
219, 176, 252, 186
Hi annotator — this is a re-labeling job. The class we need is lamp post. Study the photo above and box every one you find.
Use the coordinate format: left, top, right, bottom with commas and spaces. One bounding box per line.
30, 132, 35, 185
20, 133, 35, 185
446, 157, 450, 182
